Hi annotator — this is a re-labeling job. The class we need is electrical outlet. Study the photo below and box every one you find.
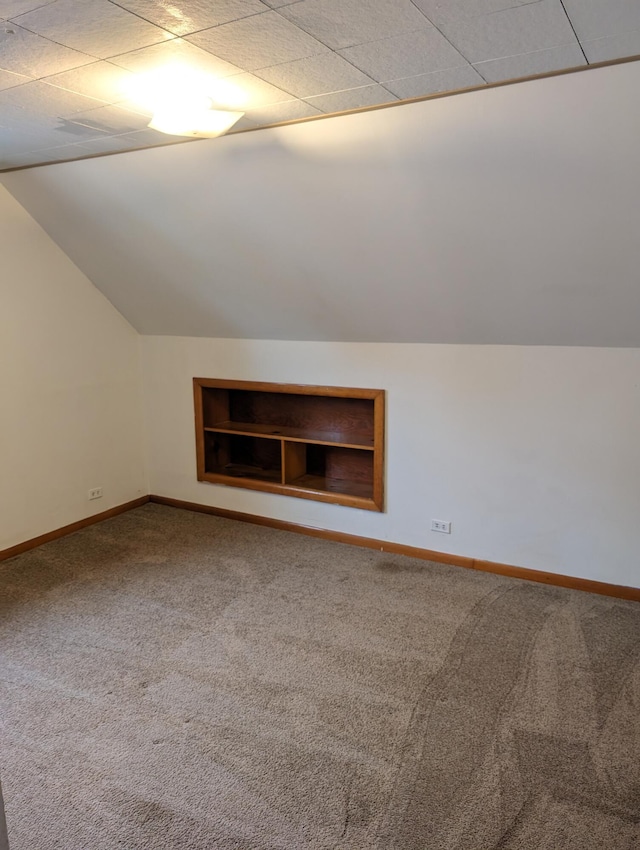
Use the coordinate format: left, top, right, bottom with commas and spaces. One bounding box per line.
88, 487, 103, 501
431, 519, 451, 534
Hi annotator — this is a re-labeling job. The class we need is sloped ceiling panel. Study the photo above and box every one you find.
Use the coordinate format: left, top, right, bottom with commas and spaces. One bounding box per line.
2, 60, 640, 346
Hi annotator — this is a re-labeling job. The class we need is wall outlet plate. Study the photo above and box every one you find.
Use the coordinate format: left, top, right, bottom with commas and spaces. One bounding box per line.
431, 519, 451, 533
88, 487, 103, 500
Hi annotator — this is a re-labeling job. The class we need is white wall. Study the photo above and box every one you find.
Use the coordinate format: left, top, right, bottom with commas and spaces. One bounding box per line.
5, 58, 640, 346
142, 336, 640, 588
3, 174, 638, 588
0, 185, 147, 551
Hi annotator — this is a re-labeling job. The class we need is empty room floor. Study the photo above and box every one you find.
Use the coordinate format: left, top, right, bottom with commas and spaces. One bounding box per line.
1, 504, 639, 849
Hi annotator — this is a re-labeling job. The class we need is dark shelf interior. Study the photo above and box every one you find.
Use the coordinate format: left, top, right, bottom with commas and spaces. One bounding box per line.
204, 433, 282, 482
295, 445, 374, 498
203, 389, 375, 441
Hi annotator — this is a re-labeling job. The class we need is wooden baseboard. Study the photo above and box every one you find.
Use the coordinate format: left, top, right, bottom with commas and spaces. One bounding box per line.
149, 495, 640, 602
0, 496, 150, 563
2, 494, 637, 602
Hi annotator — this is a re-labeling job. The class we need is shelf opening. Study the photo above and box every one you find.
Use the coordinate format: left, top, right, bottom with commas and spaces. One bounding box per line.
230, 391, 374, 435
204, 433, 282, 483
287, 444, 374, 500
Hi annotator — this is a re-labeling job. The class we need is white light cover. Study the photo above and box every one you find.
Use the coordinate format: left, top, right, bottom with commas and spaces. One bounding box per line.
148, 107, 244, 138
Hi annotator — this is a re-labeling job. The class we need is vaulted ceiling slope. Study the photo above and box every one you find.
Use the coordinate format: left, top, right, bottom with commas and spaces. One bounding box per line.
1, 0, 640, 169
3, 59, 640, 346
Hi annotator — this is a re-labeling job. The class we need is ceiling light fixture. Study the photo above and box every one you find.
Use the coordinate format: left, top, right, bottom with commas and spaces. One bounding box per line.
148, 103, 244, 138
126, 65, 245, 138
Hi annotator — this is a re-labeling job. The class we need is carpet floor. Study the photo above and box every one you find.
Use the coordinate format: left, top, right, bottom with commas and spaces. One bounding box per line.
1, 503, 639, 849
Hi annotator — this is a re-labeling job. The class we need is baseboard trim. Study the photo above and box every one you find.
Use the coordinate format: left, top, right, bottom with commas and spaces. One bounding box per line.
0, 496, 150, 563
2, 495, 637, 602
149, 495, 640, 602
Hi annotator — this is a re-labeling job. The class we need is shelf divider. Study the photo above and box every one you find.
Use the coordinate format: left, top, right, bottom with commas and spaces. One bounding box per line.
283, 441, 307, 484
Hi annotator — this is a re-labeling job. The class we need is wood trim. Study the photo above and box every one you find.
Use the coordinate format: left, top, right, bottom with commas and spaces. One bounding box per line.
470, 559, 640, 600
0, 496, 149, 564
1, 494, 637, 602
193, 379, 384, 512
199, 471, 378, 511
193, 378, 384, 399
193, 378, 206, 483
373, 391, 385, 511
148, 495, 640, 602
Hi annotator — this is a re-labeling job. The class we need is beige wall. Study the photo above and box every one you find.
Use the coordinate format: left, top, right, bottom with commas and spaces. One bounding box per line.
0, 185, 147, 550
142, 336, 640, 588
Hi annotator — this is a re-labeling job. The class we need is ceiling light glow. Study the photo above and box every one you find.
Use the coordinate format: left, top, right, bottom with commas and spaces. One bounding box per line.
126, 64, 245, 138
148, 106, 244, 138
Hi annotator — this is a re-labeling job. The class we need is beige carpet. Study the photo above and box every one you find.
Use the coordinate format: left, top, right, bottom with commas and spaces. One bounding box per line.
1, 503, 639, 849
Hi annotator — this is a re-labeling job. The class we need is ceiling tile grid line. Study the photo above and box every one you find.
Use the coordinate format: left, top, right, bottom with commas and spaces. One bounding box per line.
277, 0, 436, 51
9, 0, 176, 60
0, 0, 56, 23
556, 0, 589, 64
183, 10, 333, 72
0, 23, 100, 78
103, 0, 272, 38
1, 0, 640, 170
406, 0, 495, 84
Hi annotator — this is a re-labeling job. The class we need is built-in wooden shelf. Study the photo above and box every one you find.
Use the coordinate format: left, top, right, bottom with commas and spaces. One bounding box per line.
203, 421, 375, 450
194, 379, 385, 511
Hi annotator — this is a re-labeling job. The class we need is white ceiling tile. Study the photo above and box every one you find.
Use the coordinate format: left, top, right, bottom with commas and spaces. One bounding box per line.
339, 26, 468, 83
0, 110, 110, 159
413, 0, 537, 26
116, 127, 195, 146
0, 103, 52, 131
43, 61, 136, 103
562, 0, 640, 43
0, 127, 44, 151
0, 0, 55, 19
281, 0, 431, 50
0, 67, 30, 90
582, 30, 640, 63
186, 10, 328, 70
112, 0, 266, 36
106, 97, 152, 117
0, 150, 51, 168
0, 23, 95, 77
245, 98, 321, 124
474, 44, 587, 84
108, 38, 241, 79
51, 118, 115, 141
13, 0, 174, 59
304, 83, 397, 112
255, 52, 373, 98
65, 104, 152, 134
29, 144, 96, 161
434, 0, 580, 65
2, 0, 636, 169
219, 72, 294, 108
70, 134, 146, 152
1, 123, 84, 152
383, 64, 485, 99
0, 80, 106, 116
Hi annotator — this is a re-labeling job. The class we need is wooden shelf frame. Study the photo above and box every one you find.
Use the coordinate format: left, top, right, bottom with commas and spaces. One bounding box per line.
194, 379, 385, 511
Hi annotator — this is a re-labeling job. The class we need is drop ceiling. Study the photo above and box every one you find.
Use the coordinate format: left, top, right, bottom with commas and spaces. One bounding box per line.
0, 0, 639, 170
